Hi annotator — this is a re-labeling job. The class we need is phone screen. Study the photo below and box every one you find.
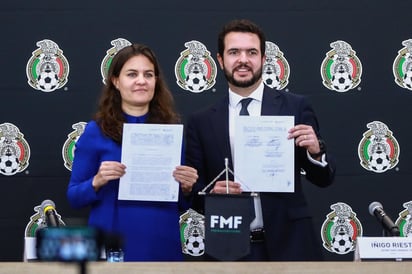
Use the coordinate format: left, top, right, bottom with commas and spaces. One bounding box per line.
36, 227, 102, 262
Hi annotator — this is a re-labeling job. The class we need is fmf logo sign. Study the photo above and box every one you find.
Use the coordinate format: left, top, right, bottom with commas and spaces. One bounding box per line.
210, 215, 242, 230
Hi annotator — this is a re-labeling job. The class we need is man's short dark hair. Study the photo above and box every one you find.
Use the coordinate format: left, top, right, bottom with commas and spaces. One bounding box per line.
218, 19, 266, 57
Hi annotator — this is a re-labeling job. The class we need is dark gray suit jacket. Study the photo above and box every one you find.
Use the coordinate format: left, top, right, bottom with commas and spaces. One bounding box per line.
185, 86, 336, 260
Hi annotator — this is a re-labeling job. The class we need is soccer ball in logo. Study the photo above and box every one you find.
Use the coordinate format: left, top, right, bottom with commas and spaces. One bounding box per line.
331, 71, 352, 92
369, 150, 390, 172
185, 234, 205, 256
185, 63, 207, 92
37, 70, 59, 92
262, 65, 280, 89
331, 231, 353, 254
403, 69, 412, 90
0, 154, 20, 175
185, 71, 207, 92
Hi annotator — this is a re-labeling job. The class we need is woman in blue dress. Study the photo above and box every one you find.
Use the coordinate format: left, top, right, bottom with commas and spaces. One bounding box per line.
67, 44, 198, 261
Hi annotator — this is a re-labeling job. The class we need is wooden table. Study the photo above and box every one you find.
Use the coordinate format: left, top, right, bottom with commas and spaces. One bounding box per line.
0, 261, 411, 274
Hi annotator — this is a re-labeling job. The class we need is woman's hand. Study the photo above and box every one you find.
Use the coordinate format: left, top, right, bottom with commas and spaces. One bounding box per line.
92, 161, 126, 191
173, 165, 198, 194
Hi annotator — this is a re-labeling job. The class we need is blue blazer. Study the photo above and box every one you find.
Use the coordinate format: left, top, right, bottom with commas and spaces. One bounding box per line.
67, 116, 188, 261
185, 86, 336, 260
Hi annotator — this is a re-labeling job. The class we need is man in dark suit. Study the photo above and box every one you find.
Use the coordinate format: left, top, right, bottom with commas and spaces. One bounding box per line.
185, 19, 336, 261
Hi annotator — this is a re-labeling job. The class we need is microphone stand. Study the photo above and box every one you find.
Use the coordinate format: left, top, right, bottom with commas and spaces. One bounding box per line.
78, 261, 87, 274
382, 227, 400, 237
198, 158, 257, 197
225, 158, 229, 194
198, 158, 235, 195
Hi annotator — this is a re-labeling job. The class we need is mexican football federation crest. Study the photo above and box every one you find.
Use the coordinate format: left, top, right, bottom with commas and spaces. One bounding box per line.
175, 40, 217, 93
100, 38, 132, 84
395, 201, 412, 237
393, 39, 412, 90
26, 39, 69, 92
62, 122, 87, 171
25, 201, 65, 237
0, 123, 30, 176
179, 208, 205, 257
320, 40, 362, 92
262, 41, 290, 90
321, 202, 363, 255
358, 121, 400, 173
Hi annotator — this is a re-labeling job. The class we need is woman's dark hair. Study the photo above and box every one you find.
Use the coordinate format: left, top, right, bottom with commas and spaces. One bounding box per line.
94, 44, 180, 143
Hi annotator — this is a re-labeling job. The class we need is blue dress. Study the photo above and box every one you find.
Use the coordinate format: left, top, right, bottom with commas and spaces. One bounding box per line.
67, 114, 188, 261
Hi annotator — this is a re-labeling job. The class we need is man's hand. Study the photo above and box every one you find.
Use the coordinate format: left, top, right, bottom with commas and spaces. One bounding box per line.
288, 124, 321, 159
211, 180, 242, 194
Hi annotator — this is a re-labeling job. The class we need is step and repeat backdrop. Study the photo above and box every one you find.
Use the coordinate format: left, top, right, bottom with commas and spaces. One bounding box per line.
1, 0, 412, 261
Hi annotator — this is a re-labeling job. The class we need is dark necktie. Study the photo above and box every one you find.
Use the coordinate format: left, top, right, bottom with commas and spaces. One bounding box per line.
239, 98, 253, 116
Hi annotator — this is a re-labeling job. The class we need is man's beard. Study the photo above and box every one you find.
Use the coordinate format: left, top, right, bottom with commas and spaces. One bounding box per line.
223, 66, 262, 88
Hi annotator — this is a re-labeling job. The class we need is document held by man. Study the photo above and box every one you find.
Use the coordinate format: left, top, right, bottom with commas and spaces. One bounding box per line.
118, 123, 183, 202
234, 116, 295, 192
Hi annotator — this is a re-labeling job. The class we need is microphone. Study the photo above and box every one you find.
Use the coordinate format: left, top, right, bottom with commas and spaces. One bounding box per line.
368, 201, 400, 236
41, 200, 60, 227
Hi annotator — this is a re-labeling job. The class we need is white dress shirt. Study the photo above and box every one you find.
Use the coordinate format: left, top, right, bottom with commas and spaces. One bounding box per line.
228, 82, 265, 230
227, 82, 328, 230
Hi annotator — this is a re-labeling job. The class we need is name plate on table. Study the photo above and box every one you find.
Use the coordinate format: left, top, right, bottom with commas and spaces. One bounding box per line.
355, 236, 412, 261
